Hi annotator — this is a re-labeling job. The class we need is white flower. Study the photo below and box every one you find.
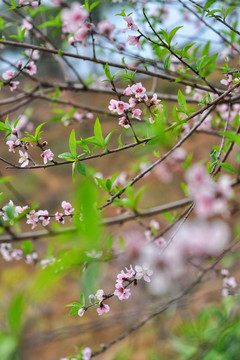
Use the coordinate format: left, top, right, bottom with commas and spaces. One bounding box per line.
19, 150, 29, 167
135, 264, 153, 282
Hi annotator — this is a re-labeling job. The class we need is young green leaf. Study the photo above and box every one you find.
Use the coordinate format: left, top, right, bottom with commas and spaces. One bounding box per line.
77, 161, 86, 176
69, 129, 77, 157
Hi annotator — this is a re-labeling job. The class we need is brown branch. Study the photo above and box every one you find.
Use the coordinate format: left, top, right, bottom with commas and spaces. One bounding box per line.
188, 0, 240, 37
0, 39, 225, 94
100, 81, 240, 209
178, 0, 240, 53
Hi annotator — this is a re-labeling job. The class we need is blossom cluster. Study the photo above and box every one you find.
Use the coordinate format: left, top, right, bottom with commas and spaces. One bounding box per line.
186, 164, 234, 218
109, 82, 162, 128
6, 129, 54, 167
0, 242, 38, 264
221, 269, 238, 297
0, 200, 74, 230
138, 219, 230, 296
2, 50, 38, 92
77, 264, 153, 317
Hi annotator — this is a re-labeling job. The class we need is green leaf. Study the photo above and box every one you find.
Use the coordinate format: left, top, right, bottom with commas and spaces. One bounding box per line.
164, 55, 171, 71
94, 117, 104, 146
0, 176, 11, 184
21, 240, 32, 255
7, 293, 25, 334
219, 163, 236, 174
181, 182, 190, 196
58, 152, 76, 161
69, 307, 80, 315
168, 26, 183, 44
79, 293, 85, 306
72, 162, 76, 183
35, 122, 46, 142
76, 162, 86, 176
224, 7, 236, 19
95, 177, 108, 192
210, 149, 217, 161
103, 63, 113, 81
69, 129, 77, 157
178, 90, 188, 113
219, 131, 240, 146
116, 9, 126, 17
205, 0, 215, 9
90, 0, 101, 11
118, 236, 125, 250
107, 234, 113, 252
104, 130, 117, 146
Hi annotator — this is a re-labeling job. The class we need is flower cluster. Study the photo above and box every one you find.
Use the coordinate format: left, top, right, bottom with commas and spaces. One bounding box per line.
2, 70, 20, 92
0, 242, 38, 264
61, 2, 94, 46
6, 134, 54, 167
19, 0, 39, 7
108, 83, 162, 128
0, 200, 74, 229
221, 269, 238, 297
186, 164, 234, 218
26, 201, 74, 229
76, 264, 153, 318
137, 220, 230, 296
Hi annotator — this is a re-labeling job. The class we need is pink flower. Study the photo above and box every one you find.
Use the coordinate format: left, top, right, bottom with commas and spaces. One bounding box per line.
97, 20, 115, 38
127, 35, 141, 50
221, 75, 233, 87
25, 49, 40, 60
116, 101, 130, 115
135, 264, 153, 282
78, 308, 85, 317
17, 60, 23, 70
122, 16, 138, 32
26, 210, 38, 229
117, 270, 127, 284
155, 237, 166, 247
86, 112, 93, 119
82, 347, 92, 360
124, 85, 133, 96
41, 149, 54, 164
31, 1, 39, 7
108, 99, 118, 112
131, 83, 146, 99
221, 269, 229, 277
129, 97, 137, 108
125, 264, 135, 278
26, 61, 37, 75
97, 303, 110, 315
52, 0, 64, 6
114, 283, 131, 300
37, 210, 50, 226
6, 140, 20, 153
2, 70, 15, 81
118, 116, 130, 128
61, 201, 74, 215
61, 2, 89, 33
150, 219, 160, 231
74, 25, 91, 44
18, 150, 29, 167
55, 212, 64, 224
21, 17, 33, 34
132, 108, 142, 120
217, 175, 234, 199
9, 81, 20, 92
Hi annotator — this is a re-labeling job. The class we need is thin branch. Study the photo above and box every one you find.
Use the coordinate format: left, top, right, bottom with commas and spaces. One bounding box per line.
188, 0, 240, 36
